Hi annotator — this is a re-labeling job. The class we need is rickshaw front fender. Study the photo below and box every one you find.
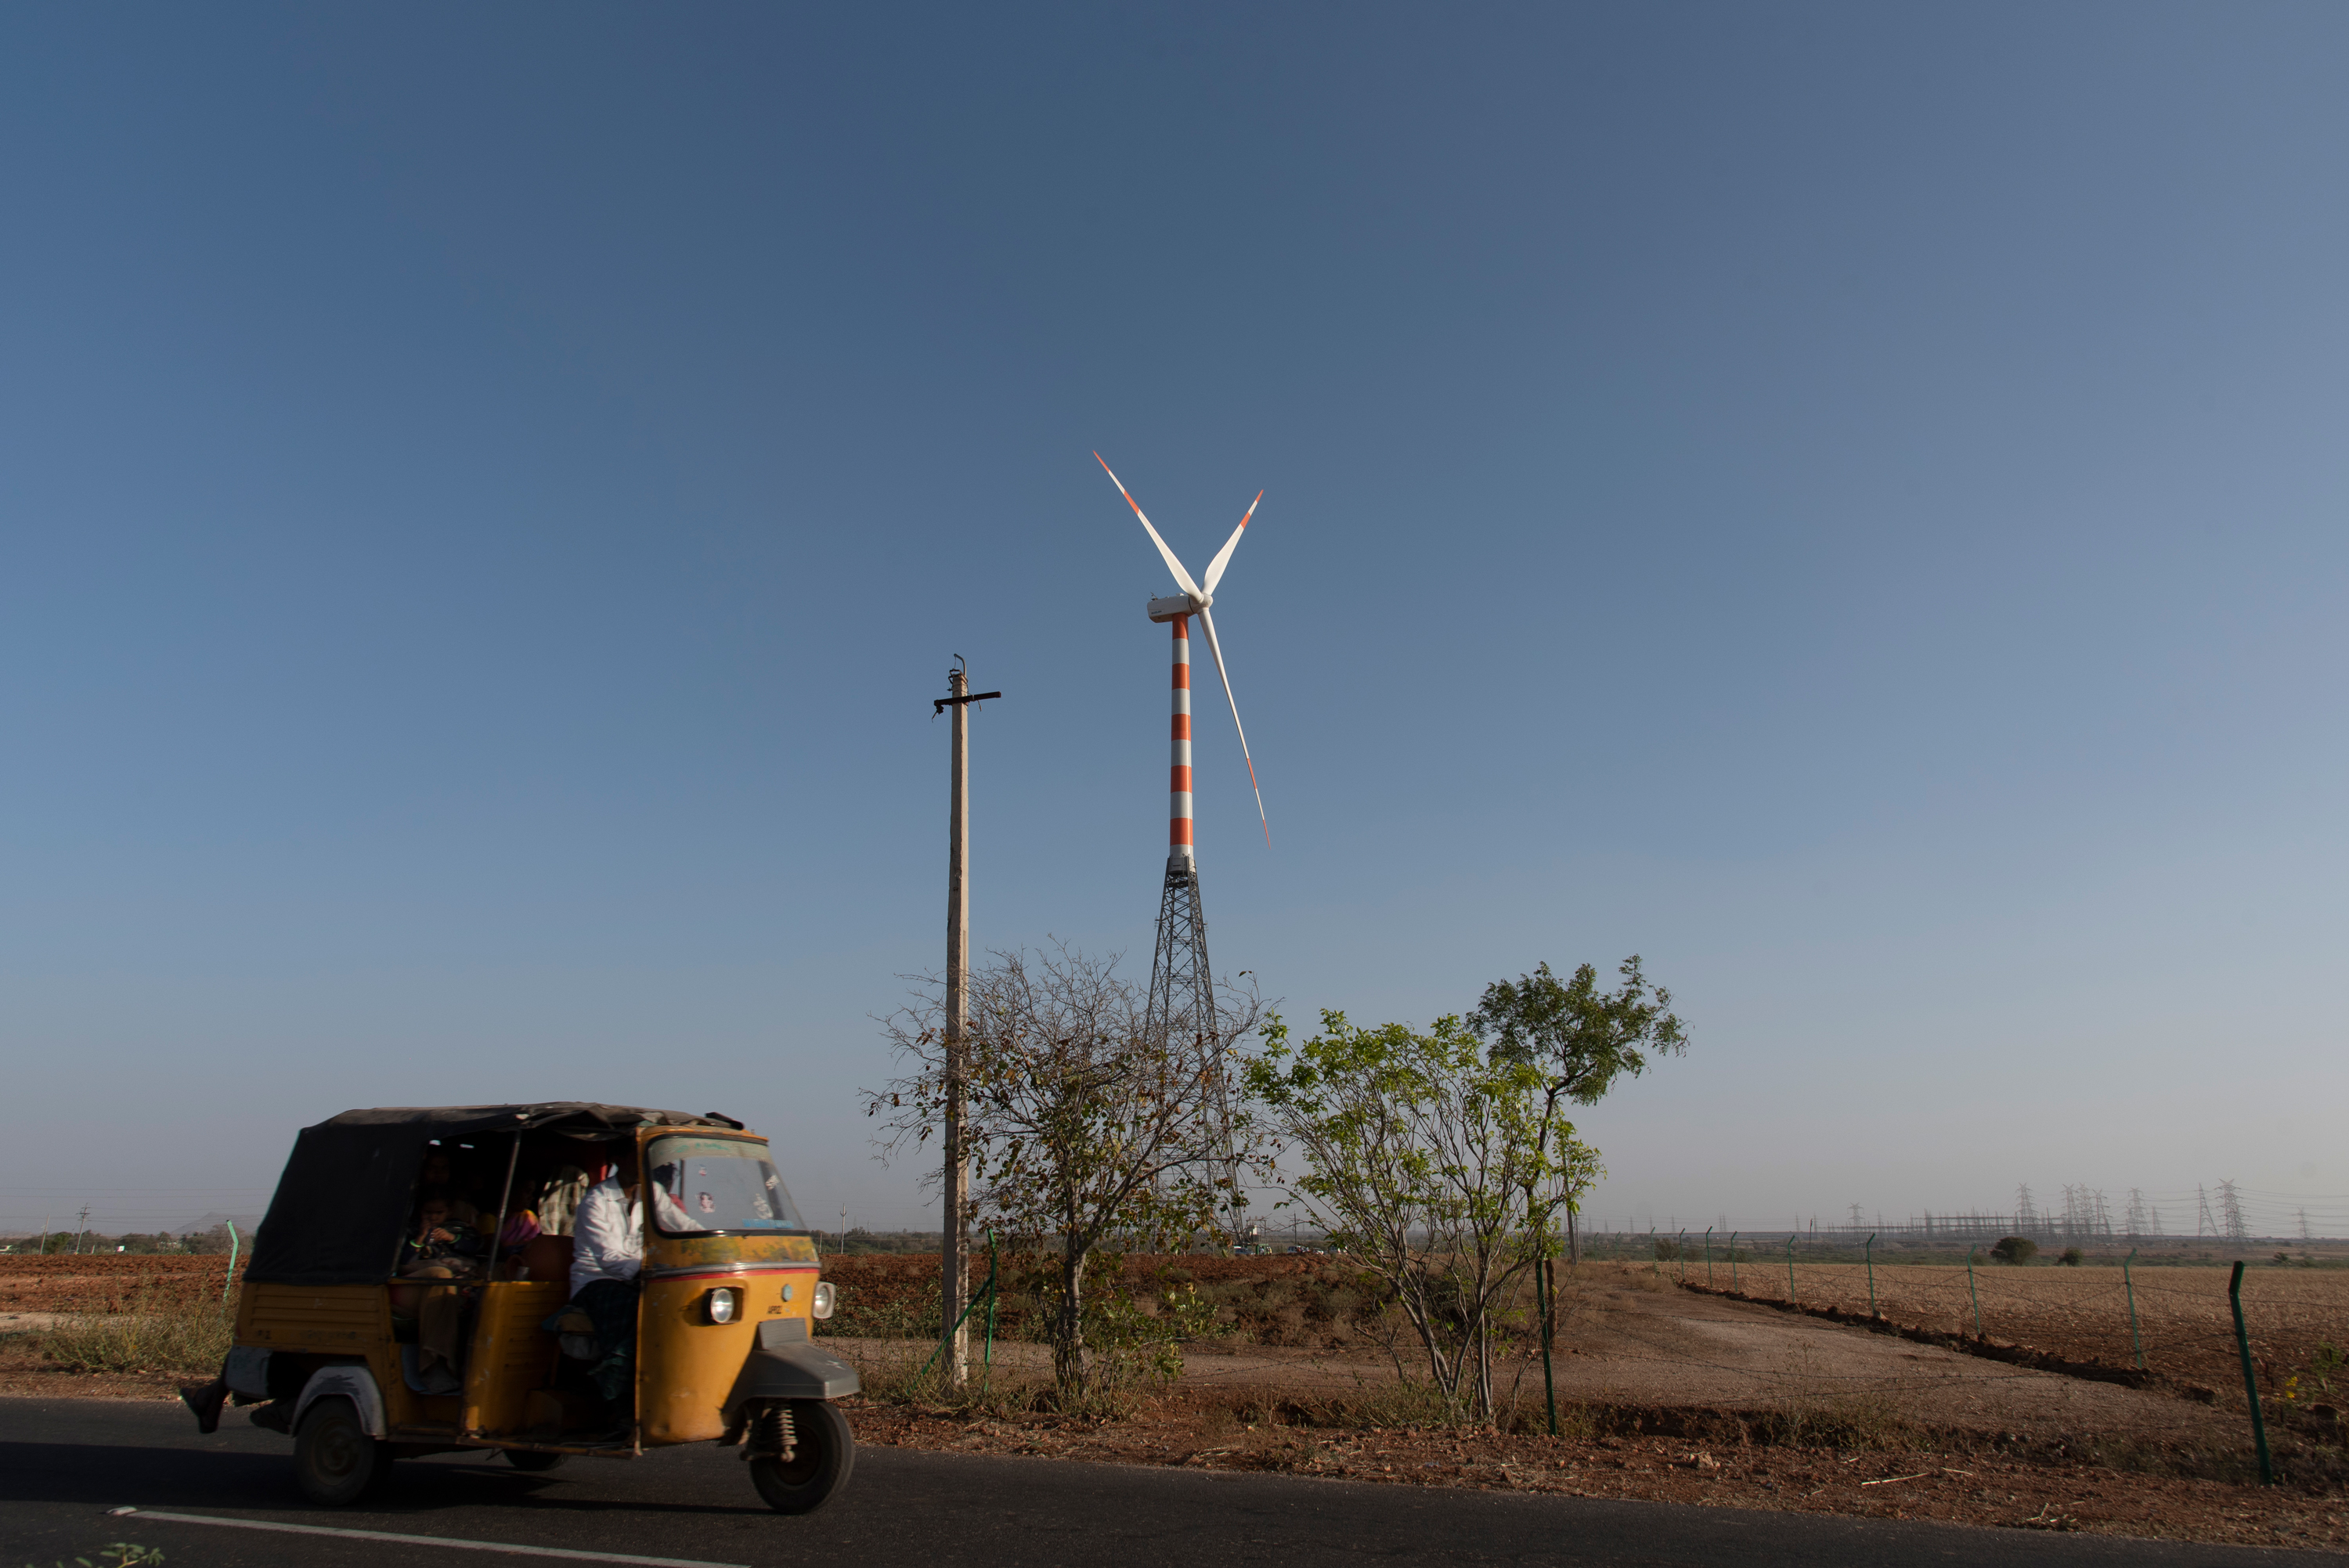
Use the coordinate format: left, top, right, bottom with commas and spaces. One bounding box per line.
721, 1319, 859, 1422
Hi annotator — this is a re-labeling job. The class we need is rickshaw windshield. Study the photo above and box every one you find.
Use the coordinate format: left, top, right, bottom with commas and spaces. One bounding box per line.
646, 1135, 808, 1234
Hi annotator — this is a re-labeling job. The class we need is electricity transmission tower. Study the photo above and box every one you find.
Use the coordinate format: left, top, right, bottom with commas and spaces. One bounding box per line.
2217, 1181, 2248, 1242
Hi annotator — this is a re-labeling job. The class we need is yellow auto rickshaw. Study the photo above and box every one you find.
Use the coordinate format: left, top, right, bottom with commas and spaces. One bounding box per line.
195, 1103, 857, 1512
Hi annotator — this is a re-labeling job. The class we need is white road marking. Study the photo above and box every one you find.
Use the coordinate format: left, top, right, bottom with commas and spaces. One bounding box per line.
105, 1509, 746, 1567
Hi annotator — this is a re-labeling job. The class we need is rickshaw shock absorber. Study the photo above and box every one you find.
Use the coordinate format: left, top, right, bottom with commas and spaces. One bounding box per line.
743, 1402, 796, 1463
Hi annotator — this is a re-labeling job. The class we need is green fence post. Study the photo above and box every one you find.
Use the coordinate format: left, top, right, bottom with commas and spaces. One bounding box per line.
1705, 1226, 1714, 1287
1865, 1232, 1877, 1319
983, 1229, 999, 1372
2228, 1260, 2275, 1485
923, 1273, 997, 1379
1729, 1232, 1738, 1291
1786, 1234, 1797, 1303
223, 1220, 239, 1305
2123, 1247, 2143, 1371
1966, 1245, 1982, 1339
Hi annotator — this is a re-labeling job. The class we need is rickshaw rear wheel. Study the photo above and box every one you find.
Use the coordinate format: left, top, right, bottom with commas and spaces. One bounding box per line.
746, 1400, 854, 1514
503, 1449, 569, 1472
293, 1396, 388, 1506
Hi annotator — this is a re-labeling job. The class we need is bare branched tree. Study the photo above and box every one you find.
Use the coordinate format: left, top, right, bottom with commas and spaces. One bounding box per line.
866, 943, 1265, 1397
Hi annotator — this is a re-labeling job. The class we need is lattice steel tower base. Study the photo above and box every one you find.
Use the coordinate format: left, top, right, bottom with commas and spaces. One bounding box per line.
1147, 855, 1216, 1047
1148, 852, 1248, 1243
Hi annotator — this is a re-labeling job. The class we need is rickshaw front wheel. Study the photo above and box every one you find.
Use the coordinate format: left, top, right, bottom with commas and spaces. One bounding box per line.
293, 1396, 388, 1506
746, 1400, 854, 1515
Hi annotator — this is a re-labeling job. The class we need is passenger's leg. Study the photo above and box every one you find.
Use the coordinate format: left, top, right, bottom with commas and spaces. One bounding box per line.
392, 1263, 455, 1319
570, 1278, 640, 1417
179, 1376, 229, 1433
417, 1284, 467, 1374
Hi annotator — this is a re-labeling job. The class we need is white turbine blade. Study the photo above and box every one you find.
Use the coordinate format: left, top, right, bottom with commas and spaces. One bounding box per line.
1200, 490, 1262, 595
1094, 452, 1200, 598
1196, 606, 1269, 845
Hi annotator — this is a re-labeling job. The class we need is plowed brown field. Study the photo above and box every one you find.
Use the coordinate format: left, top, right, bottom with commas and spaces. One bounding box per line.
0, 1255, 245, 1315
1672, 1258, 2347, 1404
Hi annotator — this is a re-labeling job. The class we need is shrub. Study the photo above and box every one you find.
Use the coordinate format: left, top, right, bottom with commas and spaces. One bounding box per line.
2059, 1246, 2084, 1267
1989, 1236, 2037, 1264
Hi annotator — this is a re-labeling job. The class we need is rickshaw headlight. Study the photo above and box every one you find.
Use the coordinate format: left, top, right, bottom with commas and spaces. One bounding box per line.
812, 1281, 835, 1321
705, 1287, 742, 1325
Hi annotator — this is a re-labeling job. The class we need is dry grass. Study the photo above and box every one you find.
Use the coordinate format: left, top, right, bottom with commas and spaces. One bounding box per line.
38, 1290, 234, 1376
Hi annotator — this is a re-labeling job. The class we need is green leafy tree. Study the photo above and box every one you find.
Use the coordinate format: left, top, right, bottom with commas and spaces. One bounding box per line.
182, 1226, 235, 1256
1469, 957, 1685, 1262
868, 943, 1264, 1401
1245, 1011, 1597, 1421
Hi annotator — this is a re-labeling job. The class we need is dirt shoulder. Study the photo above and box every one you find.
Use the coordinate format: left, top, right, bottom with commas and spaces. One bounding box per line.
841, 1394, 2349, 1553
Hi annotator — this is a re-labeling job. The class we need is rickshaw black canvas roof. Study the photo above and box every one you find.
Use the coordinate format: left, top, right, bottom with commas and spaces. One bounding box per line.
247, 1103, 743, 1287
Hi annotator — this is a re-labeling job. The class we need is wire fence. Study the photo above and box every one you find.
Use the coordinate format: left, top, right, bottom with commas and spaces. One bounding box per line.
1586, 1182, 2349, 1249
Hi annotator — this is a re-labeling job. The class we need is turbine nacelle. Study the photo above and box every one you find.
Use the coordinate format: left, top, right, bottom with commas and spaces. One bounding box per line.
1148, 592, 1209, 623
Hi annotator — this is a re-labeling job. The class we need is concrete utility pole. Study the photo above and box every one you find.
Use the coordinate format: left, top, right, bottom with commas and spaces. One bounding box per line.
934, 659, 999, 1388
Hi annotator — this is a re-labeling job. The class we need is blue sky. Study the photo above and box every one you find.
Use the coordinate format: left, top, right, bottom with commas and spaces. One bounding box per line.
4, 4, 2346, 1239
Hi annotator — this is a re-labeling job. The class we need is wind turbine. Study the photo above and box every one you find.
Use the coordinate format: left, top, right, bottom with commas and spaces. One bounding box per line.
1094, 452, 1267, 1244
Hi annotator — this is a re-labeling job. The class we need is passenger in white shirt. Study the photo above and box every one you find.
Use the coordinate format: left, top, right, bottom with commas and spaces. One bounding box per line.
563, 1148, 672, 1421
569, 1163, 693, 1296
569, 1175, 644, 1296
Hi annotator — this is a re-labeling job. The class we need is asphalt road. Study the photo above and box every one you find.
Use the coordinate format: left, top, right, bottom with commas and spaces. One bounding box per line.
3, 1398, 2340, 1568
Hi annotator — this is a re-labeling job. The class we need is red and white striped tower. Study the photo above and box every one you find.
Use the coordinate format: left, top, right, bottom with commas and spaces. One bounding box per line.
1167, 614, 1195, 871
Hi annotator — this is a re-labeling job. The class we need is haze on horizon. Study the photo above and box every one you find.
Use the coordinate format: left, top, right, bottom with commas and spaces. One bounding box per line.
2, 4, 2345, 1242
